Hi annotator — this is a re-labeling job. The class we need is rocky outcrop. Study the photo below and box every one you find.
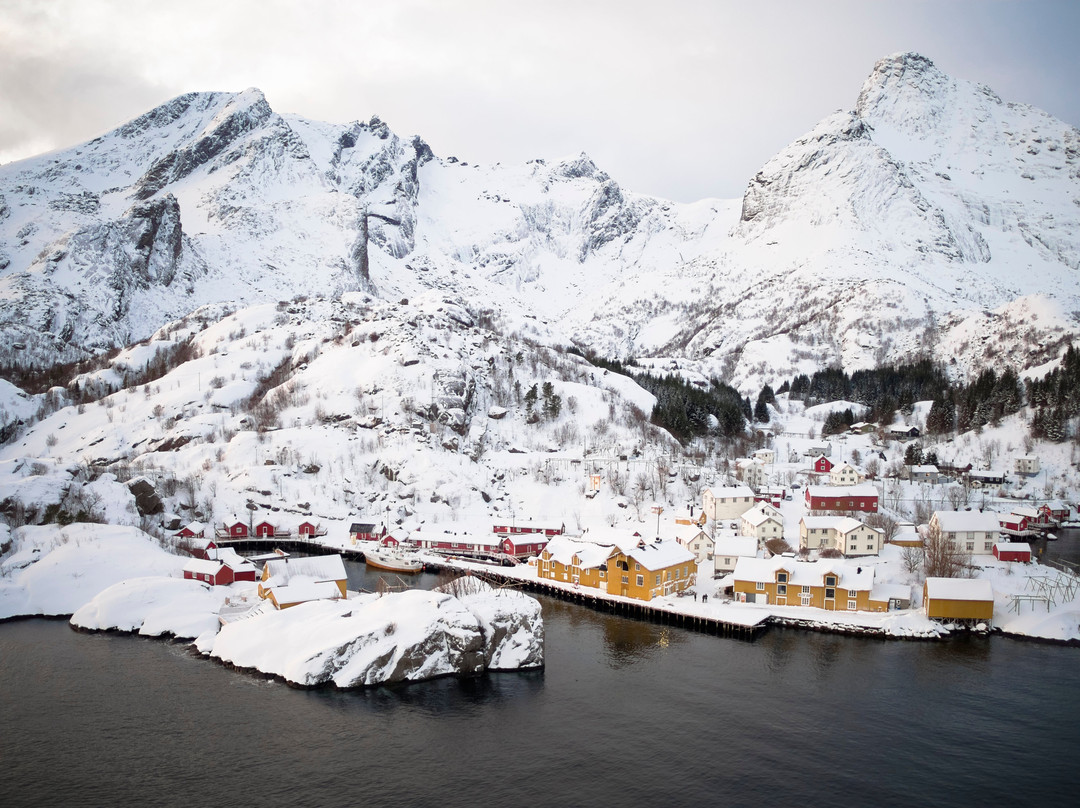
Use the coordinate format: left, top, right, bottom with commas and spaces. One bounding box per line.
207, 584, 544, 688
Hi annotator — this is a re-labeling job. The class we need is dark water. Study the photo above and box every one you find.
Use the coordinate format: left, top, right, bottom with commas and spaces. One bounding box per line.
2, 585, 1078, 807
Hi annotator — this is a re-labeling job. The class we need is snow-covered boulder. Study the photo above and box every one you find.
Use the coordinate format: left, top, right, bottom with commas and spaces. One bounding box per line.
208, 584, 543, 688
439, 576, 545, 670
71, 576, 225, 638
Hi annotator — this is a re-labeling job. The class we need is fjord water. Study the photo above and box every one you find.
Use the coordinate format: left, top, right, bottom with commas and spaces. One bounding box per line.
2, 584, 1076, 808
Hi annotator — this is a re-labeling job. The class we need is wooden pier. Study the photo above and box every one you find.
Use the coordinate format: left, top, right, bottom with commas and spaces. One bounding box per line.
216, 535, 367, 561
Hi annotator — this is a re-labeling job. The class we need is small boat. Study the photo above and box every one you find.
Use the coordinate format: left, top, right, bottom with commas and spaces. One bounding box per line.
365, 544, 423, 573
1045, 533, 1058, 541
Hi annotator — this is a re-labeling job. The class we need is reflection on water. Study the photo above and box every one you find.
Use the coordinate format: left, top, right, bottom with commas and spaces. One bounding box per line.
2, 585, 1079, 807
600, 615, 686, 668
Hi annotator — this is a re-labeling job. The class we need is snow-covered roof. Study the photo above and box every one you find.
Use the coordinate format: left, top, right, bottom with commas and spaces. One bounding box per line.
410, 529, 503, 548
542, 535, 613, 568
217, 546, 255, 570
181, 520, 205, 533
270, 579, 344, 606
924, 577, 994, 602
871, 583, 911, 603
713, 535, 758, 558
800, 516, 870, 535
733, 556, 875, 591
806, 484, 878, 498
742, 502, 783, 527
661, 522, 708, 544
184, 558, 224, 576
614, 539, 694, 571
263, 554, 346, 586
1011, 507, 1040, 519
932, 510, 1003, 533
994, 542, 1032, 554
910, 465, 939, 474
704, 485, 755, 499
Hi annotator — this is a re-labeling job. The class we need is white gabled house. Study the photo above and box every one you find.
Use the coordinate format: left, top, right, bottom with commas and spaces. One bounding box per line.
712, 533, 759, 574
799, 516, 883, 557
1014, 455, 1041, 475
702, 486, 757, 522
664, 522, 713, 566
740, 502, 784, 542
829, 462, 865, 486
735, 458, 768, 490
928, 510, 1002, 556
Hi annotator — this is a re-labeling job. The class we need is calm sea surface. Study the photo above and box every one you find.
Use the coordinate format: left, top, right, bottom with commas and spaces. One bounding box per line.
1, 544, 1078, 808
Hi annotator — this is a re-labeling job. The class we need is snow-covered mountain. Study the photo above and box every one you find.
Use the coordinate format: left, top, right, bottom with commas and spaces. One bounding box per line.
1, 53, 1078, 386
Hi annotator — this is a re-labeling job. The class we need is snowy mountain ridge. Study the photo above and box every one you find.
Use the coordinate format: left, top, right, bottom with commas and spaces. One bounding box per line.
1, 52, 1078, 389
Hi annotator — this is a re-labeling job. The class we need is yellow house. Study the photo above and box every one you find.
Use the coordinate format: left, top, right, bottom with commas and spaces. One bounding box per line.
537, 536, 614, 589
732, 556, 888, 612
923, 577, 994, 623
258, 554, 348, 609
605, 539, 696, 601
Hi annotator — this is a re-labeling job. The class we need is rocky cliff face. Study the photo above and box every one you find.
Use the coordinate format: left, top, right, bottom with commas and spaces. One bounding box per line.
1, 53, 1077, 385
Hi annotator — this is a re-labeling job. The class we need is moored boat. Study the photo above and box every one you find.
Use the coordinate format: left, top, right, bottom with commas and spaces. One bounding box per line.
365, 544, 423, 573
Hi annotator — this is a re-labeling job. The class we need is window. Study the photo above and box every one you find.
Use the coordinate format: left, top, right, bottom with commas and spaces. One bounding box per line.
825, 576, 837, 587
600, 570, 606, 579
756, 582, 765, 591
800, 594, 812, 606
984, 541, 993, 551
966, 541, 974, 551
777, 584, 787, 596
621, 575, 629, 584
825, 588, 835, 599
675, 569, 680, 580
635, 562, 641, 571
777, 572, 788, 583
636, 575, 644, 587
655, 574, 661, 586
802, 585, 810, 593
848, 599, 857, 610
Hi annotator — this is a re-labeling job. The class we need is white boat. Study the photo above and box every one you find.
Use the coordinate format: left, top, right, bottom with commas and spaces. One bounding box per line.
364, 544, 423, 573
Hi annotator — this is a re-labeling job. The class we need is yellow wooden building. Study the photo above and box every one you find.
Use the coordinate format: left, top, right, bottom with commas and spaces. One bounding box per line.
605, 539, 696, 601
923, 577, 994, 623
732, 556, 890, 612
537, 536, 614, 589
258, 553, 348, 609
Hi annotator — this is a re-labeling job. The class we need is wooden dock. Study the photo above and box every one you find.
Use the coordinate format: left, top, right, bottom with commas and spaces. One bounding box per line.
216, 535, 367, 561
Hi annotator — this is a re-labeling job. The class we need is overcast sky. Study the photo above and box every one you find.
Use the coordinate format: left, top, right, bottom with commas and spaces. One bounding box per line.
1, 0, 1077, 202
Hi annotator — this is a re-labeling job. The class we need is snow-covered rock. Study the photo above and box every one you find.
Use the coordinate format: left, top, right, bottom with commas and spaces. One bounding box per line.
70, 575, 224, 638
207, 584, 543, 688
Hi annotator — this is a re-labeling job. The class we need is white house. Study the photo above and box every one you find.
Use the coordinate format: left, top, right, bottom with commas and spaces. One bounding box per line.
1014, 455, 1041, 475
929, 510, 1003, 556
829, 462, 865, 486
712, 533, 759, 574
735, 458, 768, 490
740, 502, 784, 542
664, 522, 713, 566
752, 447, 776, 465
799, 516, 883, 557
702, 486, 757, 522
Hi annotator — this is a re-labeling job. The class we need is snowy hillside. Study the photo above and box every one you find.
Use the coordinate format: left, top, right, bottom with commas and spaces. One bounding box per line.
1, 53, 1077, 387
0, 293, 680, 542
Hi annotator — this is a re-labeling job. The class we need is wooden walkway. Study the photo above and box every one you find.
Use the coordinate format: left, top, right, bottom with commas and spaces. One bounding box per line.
216, 535, 367, 561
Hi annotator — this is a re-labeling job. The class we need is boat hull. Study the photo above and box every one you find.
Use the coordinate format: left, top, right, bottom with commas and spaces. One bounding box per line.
364, 550, 423, 574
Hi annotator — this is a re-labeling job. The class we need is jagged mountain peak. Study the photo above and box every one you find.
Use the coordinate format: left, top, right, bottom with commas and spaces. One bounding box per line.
1, 55, 1078, 391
